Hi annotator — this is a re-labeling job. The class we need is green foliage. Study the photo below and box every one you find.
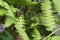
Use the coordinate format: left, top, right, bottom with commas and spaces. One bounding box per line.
5, 17, 14, 27
29, 14, 41, 40
47, 36, 60, 40
30, 28, 41, 40
0, 0, 17, 27
40, 0, 56, 31
0, 0, 60, 40
0, 8, 6, 16
51, 36, 60, 40
52, 0, 60, 15
31, 14, 40, 28
15, 23, 30, 40
0, 31, 15, 40
3, 0, 39, 6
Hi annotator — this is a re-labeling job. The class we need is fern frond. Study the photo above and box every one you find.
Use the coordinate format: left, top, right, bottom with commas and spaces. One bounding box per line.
52, 0, 60, 15
14, 15, 30, 40
0, 0, 17, 17
40, 0, 56, 31
17, 15, 25, 28
29, 14, 41, 40
31, 28, 41, 40
0, 0, 17, 28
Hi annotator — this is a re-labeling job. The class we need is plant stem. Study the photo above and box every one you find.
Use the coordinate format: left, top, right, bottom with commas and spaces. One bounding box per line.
43, 28, 60, 40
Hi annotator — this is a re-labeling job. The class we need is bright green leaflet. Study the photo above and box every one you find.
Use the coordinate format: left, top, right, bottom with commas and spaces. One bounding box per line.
5, 17, 14, 27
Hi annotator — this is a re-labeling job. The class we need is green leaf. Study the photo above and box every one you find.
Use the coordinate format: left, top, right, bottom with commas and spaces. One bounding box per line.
10, 6, 17, 13
5, 17, 14, 27
47, 37, 51, 40
0, 35, 8, 40
0, 31, 15, 40
0, 8, 6, 16
51, 36, 60, 40
47, 36, 60, 40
